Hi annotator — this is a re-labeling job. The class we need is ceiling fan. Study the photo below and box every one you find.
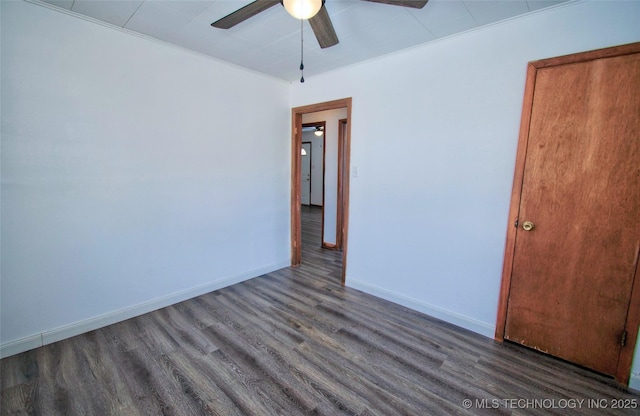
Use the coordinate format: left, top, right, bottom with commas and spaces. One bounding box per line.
211, 0, 429, 49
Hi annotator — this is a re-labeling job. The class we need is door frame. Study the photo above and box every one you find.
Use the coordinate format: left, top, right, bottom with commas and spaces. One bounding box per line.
291, 98, 352, 284
336, 118, 348, 250
494, 42, 640, 385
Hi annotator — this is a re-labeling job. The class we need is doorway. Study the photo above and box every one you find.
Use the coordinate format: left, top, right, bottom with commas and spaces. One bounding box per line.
300, 121, 328, 250
495, 43, 640, 385
291, 98, 352, 284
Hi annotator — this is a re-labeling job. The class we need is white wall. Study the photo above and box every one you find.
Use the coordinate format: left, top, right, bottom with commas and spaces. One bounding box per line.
302, 108, 347, 245
291, 0, 640, 387
1, 1, 291, 356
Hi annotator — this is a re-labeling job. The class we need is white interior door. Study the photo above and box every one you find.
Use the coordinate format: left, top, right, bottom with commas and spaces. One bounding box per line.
301, 142, 311, 205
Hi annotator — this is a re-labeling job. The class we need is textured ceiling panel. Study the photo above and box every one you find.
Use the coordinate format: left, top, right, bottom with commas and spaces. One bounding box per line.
39, 0, 570, 81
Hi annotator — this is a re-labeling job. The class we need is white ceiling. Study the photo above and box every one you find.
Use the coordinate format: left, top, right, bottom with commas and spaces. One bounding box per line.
38, 0, 569, 82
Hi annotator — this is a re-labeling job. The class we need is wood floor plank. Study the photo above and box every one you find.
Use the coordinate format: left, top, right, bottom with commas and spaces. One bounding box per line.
153, 351, 238, 416
2, 205, 640, 415
1, 382, 36, 416
294, 341, 408, 416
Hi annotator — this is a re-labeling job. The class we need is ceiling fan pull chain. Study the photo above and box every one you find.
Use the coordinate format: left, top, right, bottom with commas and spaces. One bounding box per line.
300, 14, 305, 83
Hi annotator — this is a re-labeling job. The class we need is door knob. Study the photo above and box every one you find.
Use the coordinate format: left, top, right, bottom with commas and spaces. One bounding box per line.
522, 221, 535, 231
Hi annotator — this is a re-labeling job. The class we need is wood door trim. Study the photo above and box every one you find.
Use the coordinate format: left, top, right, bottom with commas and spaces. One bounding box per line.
291, 111, 303, 266
495, 61, 538, 342
495, 42, 640, 385
320, 123, 327, 249
617, 246, 640, 382
336, 118, 348, 251
291, 98, 352, 285
528, 42, 640, 70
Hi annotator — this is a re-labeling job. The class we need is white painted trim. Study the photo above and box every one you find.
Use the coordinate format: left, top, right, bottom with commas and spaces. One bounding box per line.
0, 335, 44, 359
0, 260, 289, 358
630, 374, 640, 392
347, 278, 495, 339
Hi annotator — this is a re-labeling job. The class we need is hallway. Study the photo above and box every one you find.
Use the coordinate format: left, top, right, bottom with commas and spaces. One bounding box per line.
300, 205, 342, 281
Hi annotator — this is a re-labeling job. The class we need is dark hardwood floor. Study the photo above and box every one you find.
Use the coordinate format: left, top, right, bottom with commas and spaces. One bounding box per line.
2, 205, 639, 415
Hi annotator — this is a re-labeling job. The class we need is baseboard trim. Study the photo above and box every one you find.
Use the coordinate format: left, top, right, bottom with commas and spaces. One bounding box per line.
1, 260, 289, 359
347, 278, 495, 339
0, 335, 44, 359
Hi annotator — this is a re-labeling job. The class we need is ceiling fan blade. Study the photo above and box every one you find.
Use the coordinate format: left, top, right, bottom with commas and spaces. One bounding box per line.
211, 0, 280, 29
309, 6, 339, 49
361, 0, 428, 9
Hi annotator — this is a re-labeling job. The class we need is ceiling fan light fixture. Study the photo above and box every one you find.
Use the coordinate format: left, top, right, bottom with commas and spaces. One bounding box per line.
282, 0, 323, 20
314, 127, 323, 136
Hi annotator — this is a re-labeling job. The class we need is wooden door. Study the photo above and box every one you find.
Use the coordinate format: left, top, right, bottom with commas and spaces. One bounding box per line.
497, 43, 640, 384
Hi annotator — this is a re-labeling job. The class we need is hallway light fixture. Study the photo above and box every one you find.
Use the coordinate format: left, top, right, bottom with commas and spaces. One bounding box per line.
314, 127, 323, 136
